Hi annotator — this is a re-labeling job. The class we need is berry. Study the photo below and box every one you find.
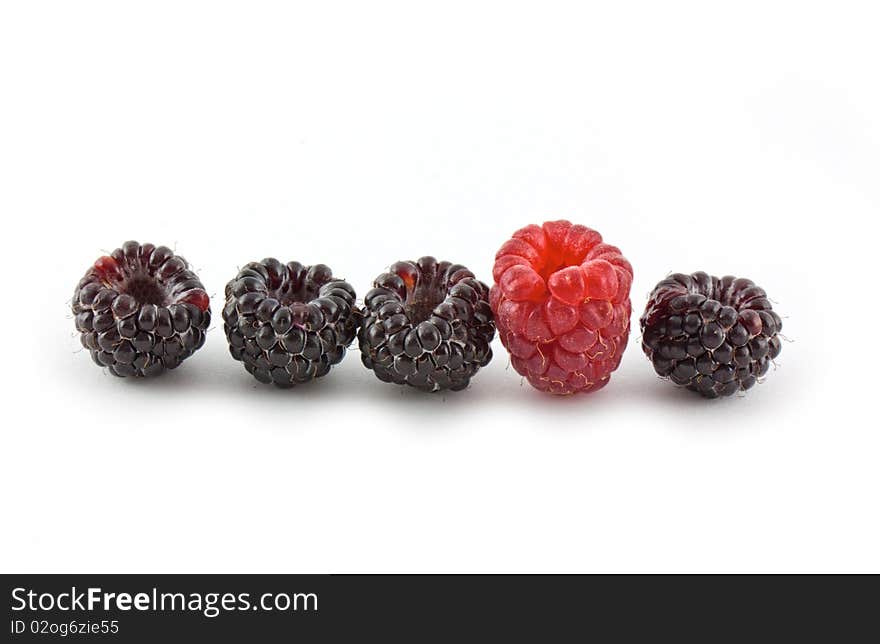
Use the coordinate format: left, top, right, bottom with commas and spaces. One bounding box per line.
490, 220, 633, 394
358, 257, 495, 392
222, 259, 359, 387
72, 241, 211, 377
640, 272, 783, 398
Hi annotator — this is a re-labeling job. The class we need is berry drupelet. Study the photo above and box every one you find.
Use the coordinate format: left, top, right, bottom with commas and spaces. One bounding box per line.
358, 256, 495, 392
640, 272, 783, 398
490, 220, 633, 395
223, 259, 359, 387
72, 241, 211, 377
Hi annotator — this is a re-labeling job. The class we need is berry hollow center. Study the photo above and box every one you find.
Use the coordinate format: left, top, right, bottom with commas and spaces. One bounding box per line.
270, 279, 320, 307
123, 275, 168, 306
536, 245, 589, 282
405, 276, 447, 323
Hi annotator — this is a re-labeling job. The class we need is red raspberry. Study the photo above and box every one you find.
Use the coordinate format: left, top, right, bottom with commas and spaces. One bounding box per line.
490, 220, 633, 394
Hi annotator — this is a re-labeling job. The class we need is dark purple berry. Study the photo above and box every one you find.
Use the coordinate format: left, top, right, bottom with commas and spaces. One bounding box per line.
72, 242, 211, 378
358, 257, 495, 392
640, 272, 782, 398
222, 259, 359, 387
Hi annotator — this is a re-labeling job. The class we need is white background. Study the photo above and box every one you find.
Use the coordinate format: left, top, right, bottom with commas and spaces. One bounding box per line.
1, 1, 877, 573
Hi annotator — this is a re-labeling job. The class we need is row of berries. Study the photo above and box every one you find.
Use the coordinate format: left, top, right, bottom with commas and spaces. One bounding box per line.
72, 224, 782, 398
220, 255, 494, 392
73, 243, 497, 392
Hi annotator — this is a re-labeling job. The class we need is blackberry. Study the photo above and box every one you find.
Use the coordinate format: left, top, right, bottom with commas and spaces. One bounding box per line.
640, 272, 783, 398
222, 259, 359, 387
72, 241, 211, 378
359, 257, 495, 392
